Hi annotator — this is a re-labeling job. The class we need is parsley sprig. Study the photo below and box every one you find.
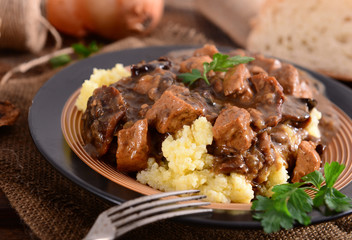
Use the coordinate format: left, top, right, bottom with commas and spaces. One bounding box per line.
72, 41, 99, 58
252, 162, 352, 233
50, 41, 99, 68
178, 53, 255, 85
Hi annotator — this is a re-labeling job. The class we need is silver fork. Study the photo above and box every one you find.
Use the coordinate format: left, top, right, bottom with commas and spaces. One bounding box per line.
84, 190, 212, 240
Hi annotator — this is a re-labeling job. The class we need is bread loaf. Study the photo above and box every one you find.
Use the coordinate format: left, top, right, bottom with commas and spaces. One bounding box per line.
247, 0, 352, 81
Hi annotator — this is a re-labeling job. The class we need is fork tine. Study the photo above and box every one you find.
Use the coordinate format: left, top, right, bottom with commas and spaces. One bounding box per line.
111, 194, 207, 222
113, 200, 210, 229
84, 190, 212, 240
115, 207, 212, 239
105, 189, 200, 216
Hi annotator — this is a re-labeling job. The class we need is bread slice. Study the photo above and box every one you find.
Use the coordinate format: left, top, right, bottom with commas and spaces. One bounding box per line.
247, 0, 352, 81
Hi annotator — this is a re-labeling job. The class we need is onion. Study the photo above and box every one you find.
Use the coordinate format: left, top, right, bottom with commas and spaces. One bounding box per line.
46, 0, 164, 39
46, 0, 87, 37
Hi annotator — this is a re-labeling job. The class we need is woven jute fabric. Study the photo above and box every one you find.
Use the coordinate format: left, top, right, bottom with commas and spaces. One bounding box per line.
1, 23, 352, 240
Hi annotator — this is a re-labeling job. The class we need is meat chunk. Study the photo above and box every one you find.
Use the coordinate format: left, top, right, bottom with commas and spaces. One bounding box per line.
210, 75, 223, 93
247, 65, 268, 76
248, 108, 266, 130
213, 155, 248, 175
147, 70, 177, 101
291, 141, 321, 183
179, 55, 212, 74
213, 106, 255, 153
271, 63, 301, 96
223, 64, 251, 96
193, 44, 219, 57
257, 132, 276, 167
255, 131, 276, 183
281, 96, 310, 125
251, 73, 285, 128
271, 63, 313, 98
116, 119, 149, 172
250, 54, 282, 73
295, 71, 314, 99
297, 80, 314, 99
145, 86, 203, 134
228, 49, 247, 57
133, 74, 161, 95
81, 86, 125, 158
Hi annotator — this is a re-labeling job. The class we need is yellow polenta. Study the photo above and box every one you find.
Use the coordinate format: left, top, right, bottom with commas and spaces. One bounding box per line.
137, 111, 320, 203
137, 117, 259, 203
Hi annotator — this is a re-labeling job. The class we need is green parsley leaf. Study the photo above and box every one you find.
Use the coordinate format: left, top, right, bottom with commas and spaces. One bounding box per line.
313, 185, 352, 212
301, 170, 324, 190
178, 69, 203, 85
210, 53, 255, 72
178, 52, 255, 86
72, 41, 99, 58
312, 162, 351, 211
252, 162, 352, 233
252, 183, 313, 233
325, 187, 352, 212
252, 196, 294, 233
49, 54, 71, 68
49, 41, 100, 68
312, 185, 326, 208
324, 161, 345, 188
286, 187, 313, 225
271, 182, 305, 199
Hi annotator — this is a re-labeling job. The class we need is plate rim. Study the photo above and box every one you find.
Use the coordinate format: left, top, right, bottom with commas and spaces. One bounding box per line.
29, 45, 352, 229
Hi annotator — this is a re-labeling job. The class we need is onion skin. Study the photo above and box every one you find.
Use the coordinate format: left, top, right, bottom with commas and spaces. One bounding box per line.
46, 0, 87, 37
46, 0, 164, 39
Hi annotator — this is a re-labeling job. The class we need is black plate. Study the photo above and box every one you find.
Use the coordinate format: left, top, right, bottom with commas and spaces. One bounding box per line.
29, 46, 352, 229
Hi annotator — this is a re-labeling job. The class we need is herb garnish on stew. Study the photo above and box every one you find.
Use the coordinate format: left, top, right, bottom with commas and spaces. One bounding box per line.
252, 162, 352, 233
178, 53, 254, 85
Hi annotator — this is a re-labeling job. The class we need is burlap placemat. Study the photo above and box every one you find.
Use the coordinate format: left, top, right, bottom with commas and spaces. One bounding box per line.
1, 23, 352, 240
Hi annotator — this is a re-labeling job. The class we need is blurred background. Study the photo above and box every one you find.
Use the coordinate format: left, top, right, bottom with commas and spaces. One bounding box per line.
0, 0, 237, 81
1, 0, 351, 85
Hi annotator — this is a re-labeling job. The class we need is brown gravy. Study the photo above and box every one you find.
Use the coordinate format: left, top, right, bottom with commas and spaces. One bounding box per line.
80, 45, 333, 190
